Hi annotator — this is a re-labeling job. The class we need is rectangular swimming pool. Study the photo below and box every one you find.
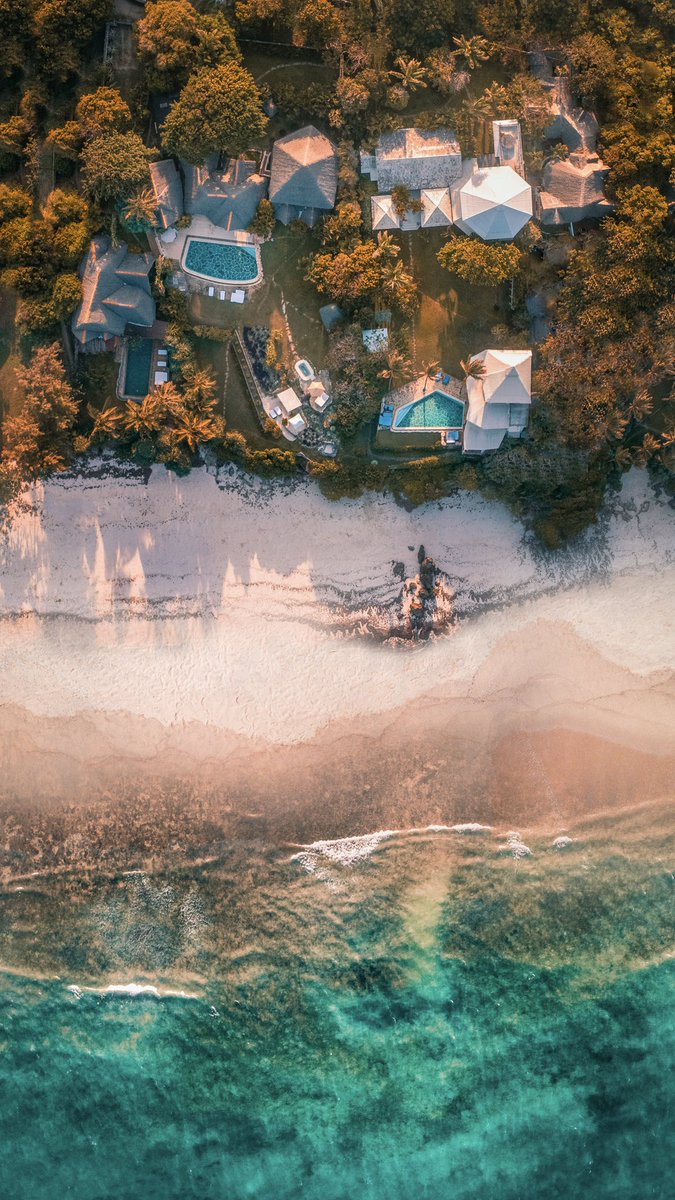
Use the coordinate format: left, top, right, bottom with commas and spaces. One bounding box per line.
123, 339, 154, 398
394, 390, 465, 429
183, 239, 260, 283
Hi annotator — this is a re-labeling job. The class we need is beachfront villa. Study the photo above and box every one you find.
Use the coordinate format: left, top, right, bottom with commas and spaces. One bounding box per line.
363, 127, 462, 233
362, 127, 463, 191
450, 164, 533, 241
463, 349, 532, 453
377, 350, 532, 453
72, 236, 156, 353
269, 125, 338, 227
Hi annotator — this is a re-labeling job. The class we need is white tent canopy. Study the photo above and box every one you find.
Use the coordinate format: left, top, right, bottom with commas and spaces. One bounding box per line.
452, 165, 532, 241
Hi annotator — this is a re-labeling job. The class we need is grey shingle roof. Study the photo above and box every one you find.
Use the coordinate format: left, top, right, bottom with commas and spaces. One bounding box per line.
184, 157, 267, 231
539, 154, 613, 226
149, 159, 183, 229
374, 127, 462, 191
269, 125, 338, 213
72, 236, 155, 347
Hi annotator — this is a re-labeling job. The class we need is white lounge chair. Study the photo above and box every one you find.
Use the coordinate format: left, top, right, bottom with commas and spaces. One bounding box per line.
207, 286, 215, 298
219, 290, 226, 301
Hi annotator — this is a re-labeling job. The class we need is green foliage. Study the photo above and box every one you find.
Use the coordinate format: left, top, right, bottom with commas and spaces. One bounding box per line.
0, 185, 32, 224
163, 63, 267, 163
320, 202, 363, 251
75, 88, 133, 142
136, 1, 241, 90
0, 343, 78, 483
34, 0, 112, 81
248, 197, 276, 239
437, 238, 523, 286
50, 272, 82, 320
81, 131, 153, 201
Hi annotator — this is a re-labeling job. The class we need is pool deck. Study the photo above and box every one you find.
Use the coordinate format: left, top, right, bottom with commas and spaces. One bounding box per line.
153, 216, 263, 295
380, 374, 465, 433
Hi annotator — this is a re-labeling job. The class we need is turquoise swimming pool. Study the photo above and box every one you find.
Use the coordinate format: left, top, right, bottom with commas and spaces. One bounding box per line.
184, 239, 259, 282
395, 389, 464, 429
123, 339, 154, 398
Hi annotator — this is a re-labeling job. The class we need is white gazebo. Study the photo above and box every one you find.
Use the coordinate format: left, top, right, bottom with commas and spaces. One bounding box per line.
463, 349, 532, 454
451, 165, 533, 241
307, 379, 331, 412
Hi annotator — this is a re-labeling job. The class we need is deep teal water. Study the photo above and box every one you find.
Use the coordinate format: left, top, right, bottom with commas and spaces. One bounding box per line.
123, 339, 154, 399
1, 820, 673, 1199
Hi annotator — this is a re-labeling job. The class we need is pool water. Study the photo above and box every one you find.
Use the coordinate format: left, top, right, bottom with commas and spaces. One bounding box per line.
184, 239, 259, 282
123, 339, 154, 398
395, 389, 464, 429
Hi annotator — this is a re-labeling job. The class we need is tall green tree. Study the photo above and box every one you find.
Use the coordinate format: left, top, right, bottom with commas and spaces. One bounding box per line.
75, 88, 133, 142
163, 63, 267, 163
137, 0, 241, 89
438, 238, 522, 286
81, 131, 153, 201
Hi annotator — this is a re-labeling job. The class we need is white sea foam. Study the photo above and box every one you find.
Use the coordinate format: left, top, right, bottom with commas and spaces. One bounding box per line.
67, 982, 200, 1000
292, 822, 496, 873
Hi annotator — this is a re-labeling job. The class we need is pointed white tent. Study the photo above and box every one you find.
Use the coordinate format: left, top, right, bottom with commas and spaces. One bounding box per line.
452, 165, 532, 241
420, 188, 453, 228
371, 194, 401, 231
463, 349, 532, 453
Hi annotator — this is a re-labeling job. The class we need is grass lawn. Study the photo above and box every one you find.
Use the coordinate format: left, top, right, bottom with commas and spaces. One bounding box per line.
401, 229, 508, 374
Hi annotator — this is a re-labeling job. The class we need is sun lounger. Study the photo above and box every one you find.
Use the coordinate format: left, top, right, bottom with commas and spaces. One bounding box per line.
219, 290, 226, 300
207, 286, 215, 298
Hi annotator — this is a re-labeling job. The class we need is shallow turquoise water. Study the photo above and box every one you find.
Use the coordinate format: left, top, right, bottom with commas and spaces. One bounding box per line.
184, 239, 259, 281
1, 818, 673, 1199
396, 391, 465, 429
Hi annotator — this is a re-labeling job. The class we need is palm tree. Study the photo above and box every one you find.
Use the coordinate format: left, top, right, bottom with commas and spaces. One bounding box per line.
173, 410, 223, 454
87, 403, 126, 446
422, 359, 440, 393
122, 187, 158, 228
374, 231, 401, 262
378, 347, 413, 392
627, 388, 654, 423
380, 259, 407, 295
184, 369, 218, 411
460, 356, 486, 381
124, 387, 177, 439
452, 35, 492, 71
390, 56, 428, 92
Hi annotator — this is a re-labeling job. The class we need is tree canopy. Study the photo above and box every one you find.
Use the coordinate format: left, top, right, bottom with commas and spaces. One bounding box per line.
162, 62, 267, 163
137, 0, 241, 89
437, 238, 523, 285
81, 131, 153, 201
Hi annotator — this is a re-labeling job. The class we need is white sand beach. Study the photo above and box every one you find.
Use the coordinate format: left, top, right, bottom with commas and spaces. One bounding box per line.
0, 464, 674, 827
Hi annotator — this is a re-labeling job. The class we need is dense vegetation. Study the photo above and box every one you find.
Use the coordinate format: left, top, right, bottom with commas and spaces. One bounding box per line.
0, 0, 673, 542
